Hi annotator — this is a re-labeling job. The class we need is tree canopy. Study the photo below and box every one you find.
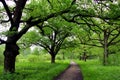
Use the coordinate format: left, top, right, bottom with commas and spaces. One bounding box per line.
0, 0, 120, 73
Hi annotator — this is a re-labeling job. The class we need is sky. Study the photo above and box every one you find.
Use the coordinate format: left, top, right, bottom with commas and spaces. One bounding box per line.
0, 1, 15, 7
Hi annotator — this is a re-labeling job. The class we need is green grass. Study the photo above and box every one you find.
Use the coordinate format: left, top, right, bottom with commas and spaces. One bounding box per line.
1, 58, 120, 80
0, 60, 70, 80
77, 60, 120, 80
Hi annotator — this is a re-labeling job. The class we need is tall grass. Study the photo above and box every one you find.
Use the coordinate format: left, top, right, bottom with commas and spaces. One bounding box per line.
0, 60, 70, 80
77, 60, 120, 80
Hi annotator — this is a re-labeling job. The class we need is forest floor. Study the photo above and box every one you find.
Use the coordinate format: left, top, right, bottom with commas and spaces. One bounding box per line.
54, 61, 83, 80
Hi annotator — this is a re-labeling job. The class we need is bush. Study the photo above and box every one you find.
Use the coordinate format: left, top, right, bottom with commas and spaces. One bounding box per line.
27, 54, 51, 62
27, 55, 38, 62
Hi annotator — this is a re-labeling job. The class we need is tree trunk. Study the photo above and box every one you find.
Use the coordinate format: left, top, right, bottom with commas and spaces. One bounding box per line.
83, 52, 87, 62
103, 30, 108, 65
4, 43, 19, 73
103, 44, 108, 65
51, 54, 56, 63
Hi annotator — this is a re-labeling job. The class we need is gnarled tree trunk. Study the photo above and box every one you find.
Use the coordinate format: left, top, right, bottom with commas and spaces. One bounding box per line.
4, 43, 19, 73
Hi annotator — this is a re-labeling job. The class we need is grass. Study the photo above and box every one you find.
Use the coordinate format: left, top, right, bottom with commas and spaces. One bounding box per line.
0, 60, 70, 80
77, 60, 120, 80
1, 57, 120, 80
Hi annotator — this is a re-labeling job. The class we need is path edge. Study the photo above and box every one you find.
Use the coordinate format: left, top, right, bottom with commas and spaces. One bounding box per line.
53, 64, 71, 80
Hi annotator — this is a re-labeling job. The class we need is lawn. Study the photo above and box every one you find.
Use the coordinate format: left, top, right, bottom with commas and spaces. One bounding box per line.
0, 60, 69, 80
1, 59, 120, 80
77, 60, 120, 80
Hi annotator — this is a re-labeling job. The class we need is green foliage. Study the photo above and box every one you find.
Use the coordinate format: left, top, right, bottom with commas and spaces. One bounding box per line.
107, 43, 120, 65
17, 48, 51, 62
0, 53, 3, 64
57, 49, 72, 60
31, 47, 40, 55
108, 3, 120, 18
27, 55, 39, 62
19, 48, 32, 56
109, 43, 120, 54
26, 53, 50, 62
26, 0, 50, 19
1, 0, 120, 77
18, 30, 40, 48
1, 30, 18, 37
25, 0, 73, 20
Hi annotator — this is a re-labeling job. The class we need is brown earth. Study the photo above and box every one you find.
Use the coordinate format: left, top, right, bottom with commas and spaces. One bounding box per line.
54, 61, 83, 80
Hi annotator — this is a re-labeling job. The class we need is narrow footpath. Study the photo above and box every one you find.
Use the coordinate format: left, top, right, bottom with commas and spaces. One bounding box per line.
54, 61, 83, 80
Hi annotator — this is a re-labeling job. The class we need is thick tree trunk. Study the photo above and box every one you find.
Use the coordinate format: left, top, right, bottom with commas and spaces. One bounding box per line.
4, 43, 19, 73
51, 54, 56, 63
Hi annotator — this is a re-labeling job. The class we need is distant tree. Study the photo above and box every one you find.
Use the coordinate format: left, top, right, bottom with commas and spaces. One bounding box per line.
20, 17, 74, 63
72, 18, 120, 65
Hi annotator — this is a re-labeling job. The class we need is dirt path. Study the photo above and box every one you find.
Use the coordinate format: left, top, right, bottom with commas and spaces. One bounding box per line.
54, 61, 83, 80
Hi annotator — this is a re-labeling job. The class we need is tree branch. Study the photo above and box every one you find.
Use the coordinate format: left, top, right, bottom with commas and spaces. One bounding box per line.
0, 20, 10, 23
0, 0, 13, 25
80, 42, 102, 47
35, 42, 51, 53
29, 0, 76, 26
108, 31, 120, 46
110, 39, 120, 46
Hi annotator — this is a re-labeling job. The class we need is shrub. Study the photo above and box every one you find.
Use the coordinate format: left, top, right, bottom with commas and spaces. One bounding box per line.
27, 55, 38, 62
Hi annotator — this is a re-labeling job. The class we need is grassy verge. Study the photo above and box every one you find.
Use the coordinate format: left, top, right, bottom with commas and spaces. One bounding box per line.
0, 60, 70, 80
77, 60, 120, 80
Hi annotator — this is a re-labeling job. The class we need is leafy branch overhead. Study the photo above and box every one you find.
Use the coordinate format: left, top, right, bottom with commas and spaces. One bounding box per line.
0, 0, 76, 44
0, 0, 120, 73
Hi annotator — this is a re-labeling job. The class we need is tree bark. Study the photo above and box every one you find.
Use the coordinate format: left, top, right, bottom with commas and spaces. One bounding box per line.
51, 54, 56, 63
103, 44, 108, 65
4, 43, 19, 73
103, 30, 108, 65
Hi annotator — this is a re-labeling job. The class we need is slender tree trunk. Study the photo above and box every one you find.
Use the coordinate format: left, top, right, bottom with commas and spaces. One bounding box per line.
83, 52, 87, 62
62, 53, 65, 60
103, 44, 109, 65
4, 43, 19, 73
103, 30, 108, 65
